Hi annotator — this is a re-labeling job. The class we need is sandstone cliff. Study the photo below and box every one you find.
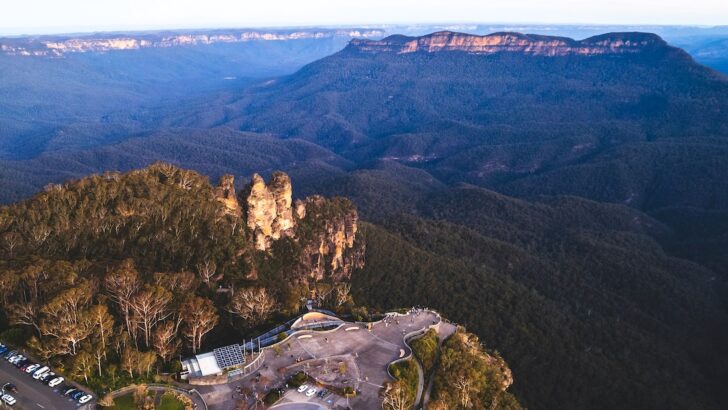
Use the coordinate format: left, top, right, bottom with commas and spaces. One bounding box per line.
348, 31, 668, 57
295, 196, 364, 282
213, 174, 241, 216
241, 172, 364, 282
244, 172, 296, 250
0, 29, 385, 57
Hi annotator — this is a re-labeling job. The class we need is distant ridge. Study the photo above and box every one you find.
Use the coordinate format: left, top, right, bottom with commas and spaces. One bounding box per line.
347, 31, 671, 56
0, 28, 386, 56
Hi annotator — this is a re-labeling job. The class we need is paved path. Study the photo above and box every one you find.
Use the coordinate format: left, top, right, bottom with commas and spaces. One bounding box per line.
414, 358, 425, 408
196, 310, 443, 409
421, 322, 457, 409
110, 383, 207, 409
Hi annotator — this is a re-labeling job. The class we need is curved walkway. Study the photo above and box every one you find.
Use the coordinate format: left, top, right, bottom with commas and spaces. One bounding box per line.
420, 321, 457, 409
110, 383, 207, 409
193, 309, 444, 409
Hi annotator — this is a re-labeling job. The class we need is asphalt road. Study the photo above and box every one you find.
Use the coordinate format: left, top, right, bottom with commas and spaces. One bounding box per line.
0, 356, 91, 410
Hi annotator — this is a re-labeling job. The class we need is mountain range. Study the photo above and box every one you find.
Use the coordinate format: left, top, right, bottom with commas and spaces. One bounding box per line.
1, 29, 727, 409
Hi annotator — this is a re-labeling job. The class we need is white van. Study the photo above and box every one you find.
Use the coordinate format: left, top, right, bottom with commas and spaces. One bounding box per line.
32, 366, 50, 379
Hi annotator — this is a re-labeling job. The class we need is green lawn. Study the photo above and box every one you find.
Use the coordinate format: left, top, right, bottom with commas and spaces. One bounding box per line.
158, 392, 186, 410
109, 394, 136, 410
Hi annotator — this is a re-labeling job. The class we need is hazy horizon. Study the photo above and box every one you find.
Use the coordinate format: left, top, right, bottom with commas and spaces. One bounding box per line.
1, 22, 727, 38
2, 0, 727, 36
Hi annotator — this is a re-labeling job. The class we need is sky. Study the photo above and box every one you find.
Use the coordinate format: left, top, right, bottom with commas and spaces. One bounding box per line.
1, 0, 727, 35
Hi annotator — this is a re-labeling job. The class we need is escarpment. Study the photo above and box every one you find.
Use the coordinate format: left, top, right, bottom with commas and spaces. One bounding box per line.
348, 31, 670, 56
0, 29, 386, 56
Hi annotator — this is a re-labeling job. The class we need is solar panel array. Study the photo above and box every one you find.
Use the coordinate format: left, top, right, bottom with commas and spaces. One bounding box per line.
214, 344, 245, 368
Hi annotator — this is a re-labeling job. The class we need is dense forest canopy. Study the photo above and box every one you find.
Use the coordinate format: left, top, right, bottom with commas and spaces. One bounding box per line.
0, 163, 364, 393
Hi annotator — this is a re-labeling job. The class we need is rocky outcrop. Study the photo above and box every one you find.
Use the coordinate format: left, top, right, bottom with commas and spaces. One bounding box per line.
241, 171, 364, 282
297, 196, 364, 282
244, 172, 296, 250
348, 31, 668, 57
214, 175, 241, 216
0, 29, 385, 57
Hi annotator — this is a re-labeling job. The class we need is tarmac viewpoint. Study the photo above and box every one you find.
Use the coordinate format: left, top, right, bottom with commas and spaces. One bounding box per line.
197, 310, 455, 409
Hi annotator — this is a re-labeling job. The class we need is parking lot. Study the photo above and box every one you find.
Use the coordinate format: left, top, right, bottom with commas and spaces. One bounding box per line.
0, 347, 93, 409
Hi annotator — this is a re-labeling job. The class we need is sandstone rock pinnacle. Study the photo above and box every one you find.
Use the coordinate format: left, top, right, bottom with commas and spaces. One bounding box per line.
245, 172, 297, 250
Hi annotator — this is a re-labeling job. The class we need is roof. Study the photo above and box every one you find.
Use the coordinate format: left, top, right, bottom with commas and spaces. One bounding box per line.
196, 352, 222, 376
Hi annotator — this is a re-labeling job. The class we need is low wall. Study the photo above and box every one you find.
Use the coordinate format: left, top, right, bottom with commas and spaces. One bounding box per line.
110, 383, 208, 410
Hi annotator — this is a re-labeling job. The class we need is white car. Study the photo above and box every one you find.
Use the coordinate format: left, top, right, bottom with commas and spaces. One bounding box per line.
297, 384, 309, 393
25, 363, 40, 373
305, 388, 317, 397
78, 394, 93, 404
48, 377, 64, 387
1, 394, 16, 406
9, 355, 24, 364
32, 366, 50, 379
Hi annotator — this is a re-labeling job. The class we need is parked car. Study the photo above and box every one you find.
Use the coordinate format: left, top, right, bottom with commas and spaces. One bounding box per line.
78, 394, 93, 404
70, 390, 85, 400
58, 384, 73, 394
13, 360, 29, 368
40, 372, 55, 383
48, 377, 64, 388
1, 393, 16, 406
24, 363, 40, 373
63, 387, 78, 396
11, 357, 27, 367
297, 384, 309, 393
2, 383, 18, 393
306, 388, 317, 397
32, 366, 50, 379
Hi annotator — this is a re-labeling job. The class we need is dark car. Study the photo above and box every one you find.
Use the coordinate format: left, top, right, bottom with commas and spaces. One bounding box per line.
57, 384, 73, 393
13, 359, 29, 368
2, 383, 18, 393
40, 372, 55, 384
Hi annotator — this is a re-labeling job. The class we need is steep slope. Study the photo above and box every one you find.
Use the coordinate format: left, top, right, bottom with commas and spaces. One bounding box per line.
199, 30, 728, 284
354, 186, 728, 410
210, 31, 728, 151
0, 164, 363, 285
0, 128, 352, 204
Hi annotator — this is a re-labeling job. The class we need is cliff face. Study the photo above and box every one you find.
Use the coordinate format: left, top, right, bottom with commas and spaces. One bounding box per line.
241, 172, 364, 282
429, 329, 520, 409
348, 31, 669, 56
214, 174, 241, 216
296, 196, 364, 282
0, 29, 385, 57
244, 172, 296, 250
